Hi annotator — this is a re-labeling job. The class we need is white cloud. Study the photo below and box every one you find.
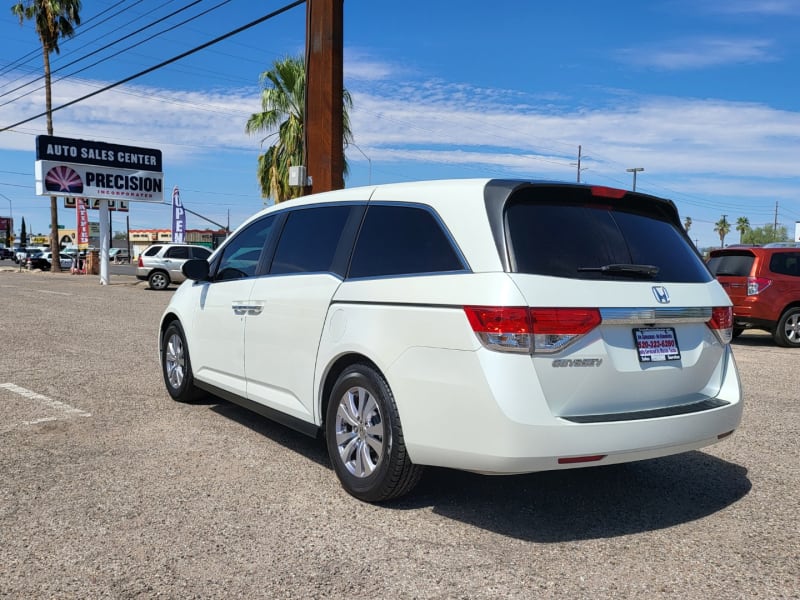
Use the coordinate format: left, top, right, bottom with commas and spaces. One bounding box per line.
616, 38, 776, 70
2, 69, 799, 225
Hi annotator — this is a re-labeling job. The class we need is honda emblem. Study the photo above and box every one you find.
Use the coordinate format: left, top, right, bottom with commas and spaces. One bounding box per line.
652, 286, 670, 304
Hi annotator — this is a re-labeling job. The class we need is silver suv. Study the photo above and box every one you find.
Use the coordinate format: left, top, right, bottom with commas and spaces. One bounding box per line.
137, 243, 212, 290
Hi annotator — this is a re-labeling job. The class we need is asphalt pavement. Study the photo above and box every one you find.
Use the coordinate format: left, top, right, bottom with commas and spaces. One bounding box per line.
0, 267, 797, 599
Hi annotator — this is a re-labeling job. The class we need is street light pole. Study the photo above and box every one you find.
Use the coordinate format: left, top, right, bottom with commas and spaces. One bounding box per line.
626, 167, 644, 191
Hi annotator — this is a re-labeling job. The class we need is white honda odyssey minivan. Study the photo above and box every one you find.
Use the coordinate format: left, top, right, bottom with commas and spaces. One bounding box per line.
159, 179, 742, 502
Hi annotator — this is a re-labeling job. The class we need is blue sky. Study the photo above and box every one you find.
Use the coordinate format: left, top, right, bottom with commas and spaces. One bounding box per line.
1, 0, 799, 248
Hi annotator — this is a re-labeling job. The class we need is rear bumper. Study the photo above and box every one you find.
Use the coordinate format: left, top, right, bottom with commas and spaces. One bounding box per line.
390, 346, 743, 474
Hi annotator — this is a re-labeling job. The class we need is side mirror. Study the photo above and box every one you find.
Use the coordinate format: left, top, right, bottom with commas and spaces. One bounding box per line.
182, 258, 210, 281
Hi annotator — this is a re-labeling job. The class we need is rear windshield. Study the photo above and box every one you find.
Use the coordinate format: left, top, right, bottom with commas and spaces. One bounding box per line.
504, 191, 711, 283
707, 252, 755, 277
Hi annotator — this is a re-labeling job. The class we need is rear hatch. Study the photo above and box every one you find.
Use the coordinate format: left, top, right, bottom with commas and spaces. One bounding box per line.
498, 184, 732, 419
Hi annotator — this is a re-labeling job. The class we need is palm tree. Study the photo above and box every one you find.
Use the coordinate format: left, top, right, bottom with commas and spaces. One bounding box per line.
684, 216, 692, 233
12, 0, 82, 271
714, 215, 731, 248
246, 55, 352, 203
736, 216, 750, 243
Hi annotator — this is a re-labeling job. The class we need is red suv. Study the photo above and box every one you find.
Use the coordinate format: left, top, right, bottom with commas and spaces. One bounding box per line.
708, 245, 800, 347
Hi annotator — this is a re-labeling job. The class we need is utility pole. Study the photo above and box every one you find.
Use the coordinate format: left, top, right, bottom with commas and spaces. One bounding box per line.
774, 201, 779, 240
626, 167, 644, 191
305, 0, 344, 194
576, 145, 582, 183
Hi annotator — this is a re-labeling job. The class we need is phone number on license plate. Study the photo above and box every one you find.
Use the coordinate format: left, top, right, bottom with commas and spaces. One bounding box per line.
633, 327, 681, 362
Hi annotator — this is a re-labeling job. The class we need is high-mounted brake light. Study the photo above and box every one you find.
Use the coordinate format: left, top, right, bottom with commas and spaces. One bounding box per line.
707, 306, 733, 345
590, 186, 626, 199
464, 307, 602, 354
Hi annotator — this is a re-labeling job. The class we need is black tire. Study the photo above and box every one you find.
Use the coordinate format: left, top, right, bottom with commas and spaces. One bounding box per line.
161, 321, 203, 402
148, 270, 170, 290
773, 307, 800, 348
325, 364, 422, 502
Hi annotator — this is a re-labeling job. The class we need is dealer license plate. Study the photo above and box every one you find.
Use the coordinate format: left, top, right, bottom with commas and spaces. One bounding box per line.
633, 327, 681, 362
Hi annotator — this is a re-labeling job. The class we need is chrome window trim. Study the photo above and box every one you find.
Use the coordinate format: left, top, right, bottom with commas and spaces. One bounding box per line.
600, 307, 712, 324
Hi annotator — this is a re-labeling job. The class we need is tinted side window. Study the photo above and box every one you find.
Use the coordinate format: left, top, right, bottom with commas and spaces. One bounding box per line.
191, 246, 212, 260
215, 215, 276, 281
769, 252, 800, 277
505, 201, 712, 283
270, 206, 351, 275
165, 246, 189, 259
349, 205, 464, 278
144, 245, 162, 257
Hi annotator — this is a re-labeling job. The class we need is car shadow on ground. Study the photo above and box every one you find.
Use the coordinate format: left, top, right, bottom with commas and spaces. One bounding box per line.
394, 454, 750, 542
732, 333, 777, 348
210, 397, 751, 543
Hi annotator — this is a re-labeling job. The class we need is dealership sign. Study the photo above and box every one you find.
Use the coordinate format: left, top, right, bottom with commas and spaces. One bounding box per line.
35, 135, 163, 203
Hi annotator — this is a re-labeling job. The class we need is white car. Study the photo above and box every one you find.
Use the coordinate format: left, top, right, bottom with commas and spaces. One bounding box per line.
159, 179, 743, 502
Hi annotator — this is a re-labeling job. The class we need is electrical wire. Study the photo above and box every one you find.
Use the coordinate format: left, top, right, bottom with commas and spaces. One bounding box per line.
0, 0, 212, 104
0, 0, 146, 80
0, 0, 305, 133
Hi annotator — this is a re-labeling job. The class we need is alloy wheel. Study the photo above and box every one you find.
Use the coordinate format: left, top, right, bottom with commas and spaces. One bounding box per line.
334, 386, 385, 478
164, 332, 185, 390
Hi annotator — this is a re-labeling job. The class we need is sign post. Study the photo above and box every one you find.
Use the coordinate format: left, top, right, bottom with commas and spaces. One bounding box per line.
35, 135, 163, 285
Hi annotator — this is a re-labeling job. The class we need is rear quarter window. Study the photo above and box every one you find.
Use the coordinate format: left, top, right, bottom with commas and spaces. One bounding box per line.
505, 194, 711, 283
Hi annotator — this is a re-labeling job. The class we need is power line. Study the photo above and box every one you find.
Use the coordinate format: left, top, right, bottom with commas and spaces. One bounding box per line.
0, 0, 145, 80
0, 0, 214, 105
0, 0, 306, 133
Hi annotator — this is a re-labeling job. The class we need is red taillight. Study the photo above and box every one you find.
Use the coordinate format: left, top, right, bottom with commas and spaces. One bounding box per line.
463, 306, 531, 334
746, 276, 771, 295
529, 308, 602, 335
138, 255, 144, 267
463, 307, 602, 354
707, 306, 733, 344
464, 306, 532, 354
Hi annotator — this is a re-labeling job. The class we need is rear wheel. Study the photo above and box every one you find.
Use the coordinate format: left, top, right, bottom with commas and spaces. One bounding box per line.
148, 270, 170, 290
161, 321, 203, 402
774, 308, 800, 347
325, 364, 422, 502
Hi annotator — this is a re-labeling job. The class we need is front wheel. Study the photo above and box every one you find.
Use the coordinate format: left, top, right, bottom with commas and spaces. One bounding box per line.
148, 270, 170, 290
161, 321, 203, 402
774, 307, 800, 347
325, 364, 422, 502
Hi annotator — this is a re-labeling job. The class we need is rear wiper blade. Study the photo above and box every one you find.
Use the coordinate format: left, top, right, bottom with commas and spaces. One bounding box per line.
577, 263, 660, 278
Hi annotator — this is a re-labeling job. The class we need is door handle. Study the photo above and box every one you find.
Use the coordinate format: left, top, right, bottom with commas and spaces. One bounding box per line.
232, 303, 263, 316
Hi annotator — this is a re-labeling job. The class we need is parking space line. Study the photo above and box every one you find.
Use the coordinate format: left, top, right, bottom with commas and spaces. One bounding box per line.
0, 382, 91, 420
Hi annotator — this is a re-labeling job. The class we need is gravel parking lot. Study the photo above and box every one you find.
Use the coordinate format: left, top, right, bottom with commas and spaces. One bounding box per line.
1, 268, 798, 599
